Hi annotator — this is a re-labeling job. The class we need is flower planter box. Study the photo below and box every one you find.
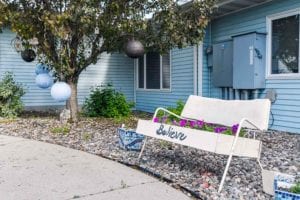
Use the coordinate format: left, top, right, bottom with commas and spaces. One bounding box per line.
118, 128, 145, 151
136, 120, 261, 158
274, 174, 300, 200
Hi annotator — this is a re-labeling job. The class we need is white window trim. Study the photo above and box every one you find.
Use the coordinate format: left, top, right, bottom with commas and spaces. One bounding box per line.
136, 51, 172, 92
266, 8, 300, 79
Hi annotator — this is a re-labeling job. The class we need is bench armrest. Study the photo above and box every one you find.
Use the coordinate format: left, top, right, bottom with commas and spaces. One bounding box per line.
239, 118, 264, 140
152, 107, 190, 121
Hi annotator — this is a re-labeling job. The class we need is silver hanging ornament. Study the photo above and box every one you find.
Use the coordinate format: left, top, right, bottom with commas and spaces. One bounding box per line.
124, 39, 145, 59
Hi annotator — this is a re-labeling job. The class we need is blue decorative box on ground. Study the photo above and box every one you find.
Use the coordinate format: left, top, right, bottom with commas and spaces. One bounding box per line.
118, 128, 145, 151
274, 174, 300, 200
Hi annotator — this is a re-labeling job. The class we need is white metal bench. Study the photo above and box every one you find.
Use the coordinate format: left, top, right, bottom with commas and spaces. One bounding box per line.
136, 95, 271, 192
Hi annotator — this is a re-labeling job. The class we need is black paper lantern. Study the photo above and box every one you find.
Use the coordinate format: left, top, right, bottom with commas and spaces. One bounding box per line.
21, 49, 36, 62
124, 39, 145, 58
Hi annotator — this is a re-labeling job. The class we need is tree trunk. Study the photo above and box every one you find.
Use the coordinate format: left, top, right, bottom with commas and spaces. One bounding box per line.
68, 81, 79, 123
66, 98, 71, 110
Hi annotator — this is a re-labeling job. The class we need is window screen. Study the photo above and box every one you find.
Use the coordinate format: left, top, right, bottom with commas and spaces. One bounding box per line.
146, 52, 160, 89
162, 53, 170, 89
138, 56, 144, 88
137, 52, 171, 90
271, 14, 299, 74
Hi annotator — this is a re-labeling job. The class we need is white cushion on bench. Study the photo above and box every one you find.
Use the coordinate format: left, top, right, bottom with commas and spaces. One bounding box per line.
181, 95, 271, 130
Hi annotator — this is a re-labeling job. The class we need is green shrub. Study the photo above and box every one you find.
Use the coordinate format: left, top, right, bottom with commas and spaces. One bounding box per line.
167, 100, 185, 116
82, 84, 134, 118
0, 72, 25, 118
157, 100, 185, 121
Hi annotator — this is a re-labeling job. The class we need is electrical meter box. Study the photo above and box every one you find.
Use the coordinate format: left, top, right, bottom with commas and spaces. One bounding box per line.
232, 32, 266, 89
212, 40, 233, 87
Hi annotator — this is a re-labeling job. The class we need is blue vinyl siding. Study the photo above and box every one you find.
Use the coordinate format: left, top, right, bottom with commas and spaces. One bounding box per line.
77, 54, 134, 105
206, 0, 300, 133
0, 29, 134, 108
135, 47, 195, 112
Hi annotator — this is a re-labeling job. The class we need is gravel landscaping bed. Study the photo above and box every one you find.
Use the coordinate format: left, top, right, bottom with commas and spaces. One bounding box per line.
0, 112, 299, 200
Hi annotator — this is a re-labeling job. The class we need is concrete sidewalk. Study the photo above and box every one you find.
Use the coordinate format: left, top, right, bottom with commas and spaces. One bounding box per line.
0, 135, 191, 200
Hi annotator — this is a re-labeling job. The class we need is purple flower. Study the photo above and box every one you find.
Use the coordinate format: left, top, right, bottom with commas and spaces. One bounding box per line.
161, 116, 168, 123
179, 119, 187, 127
214, 127, 227, 133
189, 120, 196, 128
196, 120, 204, 128
231, 124, 239, 134
153, 117, 159, 123
172, 120, 179, 126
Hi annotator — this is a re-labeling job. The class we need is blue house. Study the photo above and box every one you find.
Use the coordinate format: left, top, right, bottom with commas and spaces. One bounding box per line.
0, 0, 299, 134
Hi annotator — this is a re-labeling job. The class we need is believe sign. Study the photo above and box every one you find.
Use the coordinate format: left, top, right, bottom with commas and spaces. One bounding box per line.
136, 119, 261, 158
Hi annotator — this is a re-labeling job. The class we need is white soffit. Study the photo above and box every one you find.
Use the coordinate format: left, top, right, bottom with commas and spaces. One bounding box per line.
214, 0, 274, 18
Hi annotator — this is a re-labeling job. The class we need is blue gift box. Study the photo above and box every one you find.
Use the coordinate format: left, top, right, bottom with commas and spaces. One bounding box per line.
274, 174, 300, 200
118, 128, 145, 151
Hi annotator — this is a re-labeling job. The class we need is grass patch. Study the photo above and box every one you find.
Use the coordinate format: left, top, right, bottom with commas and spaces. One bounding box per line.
50, 125, 71, 135
159, 140, 173, 149
0, 118, 17, 124
112, 111, 152, 128
82, 132, 92, 141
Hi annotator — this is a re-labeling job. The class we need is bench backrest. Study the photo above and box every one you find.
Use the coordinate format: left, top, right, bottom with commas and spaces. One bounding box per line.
180, 95, 271, 130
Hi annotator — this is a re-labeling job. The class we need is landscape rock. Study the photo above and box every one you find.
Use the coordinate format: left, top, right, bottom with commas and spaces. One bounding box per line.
0, 114, 299, 200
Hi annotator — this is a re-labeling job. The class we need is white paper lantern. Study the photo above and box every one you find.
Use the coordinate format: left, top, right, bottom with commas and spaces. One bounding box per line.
35, 73, 53, 89
35, 63, 49, 75
51, 82, 71, 102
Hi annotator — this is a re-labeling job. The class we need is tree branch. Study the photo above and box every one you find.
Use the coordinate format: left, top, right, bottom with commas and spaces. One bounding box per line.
75, 36, 106, 78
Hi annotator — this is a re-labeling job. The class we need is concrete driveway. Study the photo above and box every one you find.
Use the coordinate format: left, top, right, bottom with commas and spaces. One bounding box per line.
0, 135, 191, 200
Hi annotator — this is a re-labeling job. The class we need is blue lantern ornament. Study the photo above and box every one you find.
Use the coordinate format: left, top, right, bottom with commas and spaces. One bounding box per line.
51, 82, 71, 102
35, 73, 53, 89
35, 63, 49, 75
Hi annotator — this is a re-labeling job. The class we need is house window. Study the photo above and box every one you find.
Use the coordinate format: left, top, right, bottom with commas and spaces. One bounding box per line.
268, 10, 300, 76
137, 52, 171, 90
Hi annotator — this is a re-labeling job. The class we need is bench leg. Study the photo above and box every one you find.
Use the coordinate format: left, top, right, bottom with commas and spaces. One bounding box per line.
218, 153, 234, 193
138, 136, 148, 161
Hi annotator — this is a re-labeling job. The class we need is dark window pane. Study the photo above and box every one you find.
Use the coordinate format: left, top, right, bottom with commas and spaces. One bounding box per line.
271, 14, 299, 74
162, 53, 170, 89
146, 52, 160, 89
138, 56, 144, 88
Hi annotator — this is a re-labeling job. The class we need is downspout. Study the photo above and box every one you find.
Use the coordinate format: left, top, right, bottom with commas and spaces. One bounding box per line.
197, 43, 203, 96
208, 22, 212, 97
193, 46, 198, 95
133, 59, 137, 110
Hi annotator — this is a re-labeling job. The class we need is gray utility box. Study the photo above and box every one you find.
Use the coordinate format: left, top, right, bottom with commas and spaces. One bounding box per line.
232, 32, 266, 89
212, 40, 233, 87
